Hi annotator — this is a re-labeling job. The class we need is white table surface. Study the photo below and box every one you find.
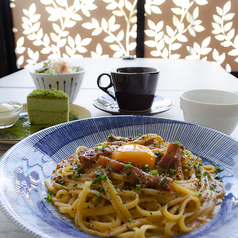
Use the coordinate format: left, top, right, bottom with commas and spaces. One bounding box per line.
0, 58, 238, 237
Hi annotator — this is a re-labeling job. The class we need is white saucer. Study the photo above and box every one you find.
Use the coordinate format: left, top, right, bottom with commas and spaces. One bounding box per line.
93, 94, 173, 115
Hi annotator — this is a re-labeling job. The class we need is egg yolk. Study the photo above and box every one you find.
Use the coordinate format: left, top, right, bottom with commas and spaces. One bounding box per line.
111, 144, 155, 168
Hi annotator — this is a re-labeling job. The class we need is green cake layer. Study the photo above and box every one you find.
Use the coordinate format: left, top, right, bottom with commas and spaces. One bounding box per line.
27, 89, 69, 125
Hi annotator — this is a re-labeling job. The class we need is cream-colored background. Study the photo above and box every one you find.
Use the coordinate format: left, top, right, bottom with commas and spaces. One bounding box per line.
11, 0, 238, 72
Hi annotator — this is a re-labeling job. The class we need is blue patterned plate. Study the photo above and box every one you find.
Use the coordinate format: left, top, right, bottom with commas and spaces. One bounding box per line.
0, 116, 238, 238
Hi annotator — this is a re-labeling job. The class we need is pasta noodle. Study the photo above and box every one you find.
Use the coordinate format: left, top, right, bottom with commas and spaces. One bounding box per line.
45, 133, 225, 237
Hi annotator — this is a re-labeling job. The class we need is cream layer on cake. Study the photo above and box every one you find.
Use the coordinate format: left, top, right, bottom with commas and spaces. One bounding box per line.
27, 88, 69, 125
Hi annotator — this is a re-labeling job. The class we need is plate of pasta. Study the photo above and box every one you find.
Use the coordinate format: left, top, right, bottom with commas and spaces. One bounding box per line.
0, 116, 238, 238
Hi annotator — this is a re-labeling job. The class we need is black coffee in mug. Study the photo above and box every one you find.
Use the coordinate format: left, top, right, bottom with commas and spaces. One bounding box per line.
97, 67, 159, 112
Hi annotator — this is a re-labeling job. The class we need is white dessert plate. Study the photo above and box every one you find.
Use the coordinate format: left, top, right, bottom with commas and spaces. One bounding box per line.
0, 104, 91, 144
93, 94, 173, 115
0, 116, 238, 238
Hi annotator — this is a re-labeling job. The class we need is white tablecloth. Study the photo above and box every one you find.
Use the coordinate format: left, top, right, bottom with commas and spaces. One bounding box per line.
0, 58, 238, 237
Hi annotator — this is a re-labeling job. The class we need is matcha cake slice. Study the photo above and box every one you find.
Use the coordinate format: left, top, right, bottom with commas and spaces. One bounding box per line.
27, 88, 69, 125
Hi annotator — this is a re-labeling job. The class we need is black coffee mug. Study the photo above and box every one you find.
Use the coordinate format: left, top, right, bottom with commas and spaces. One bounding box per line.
97, 67, 159, 112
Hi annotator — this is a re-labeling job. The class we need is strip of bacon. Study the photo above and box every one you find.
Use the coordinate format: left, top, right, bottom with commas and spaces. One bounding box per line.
98, 155, 173, 191
79, 145, 119, 168
158, 142, 184, 180
98, 154, 125, 172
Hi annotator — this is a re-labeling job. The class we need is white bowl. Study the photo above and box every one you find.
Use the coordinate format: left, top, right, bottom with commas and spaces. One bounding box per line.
180, 89, 238, 135
0, 102, 23, 129
29, 66, 85, 103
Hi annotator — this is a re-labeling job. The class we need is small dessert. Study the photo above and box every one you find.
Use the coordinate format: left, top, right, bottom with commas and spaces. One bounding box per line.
0, 102, 22, 128
34, 58, 80, 74
0, 103, 15, 115
27, 89, 69, 125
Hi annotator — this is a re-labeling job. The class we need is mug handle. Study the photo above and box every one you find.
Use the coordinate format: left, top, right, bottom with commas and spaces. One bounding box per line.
97, 73, 116, 100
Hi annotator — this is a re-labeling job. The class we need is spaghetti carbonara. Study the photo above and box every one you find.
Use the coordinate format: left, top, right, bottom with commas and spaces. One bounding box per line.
45, 133, 225, 237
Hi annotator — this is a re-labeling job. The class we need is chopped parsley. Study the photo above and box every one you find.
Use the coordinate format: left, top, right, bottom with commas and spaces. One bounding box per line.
154, 151, 161, 157
74, 167, 86, 178
142, 164, 149, 170
203, 171, 211, 179
91, 170, 108, 186
210, 185, 215, 190
136, 184, 141, 190
96, 170, 103, 177
169, 168, 177, 175
95, 194, 101, 198
175, 141, 180, 146
44, 191, 53, 202
151, 170, 158, 175
78, 168, 86, 174
108, 134, 114, 141
124, 163, 132, 168
100, 175, 107, 180
216, 166, 224, 172
158, 176, 167, 186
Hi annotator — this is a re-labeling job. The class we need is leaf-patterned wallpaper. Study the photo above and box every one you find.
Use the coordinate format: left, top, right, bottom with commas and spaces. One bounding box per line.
11, 0, 238, 72
11, 0, 137, 68
144, 0, 238, 72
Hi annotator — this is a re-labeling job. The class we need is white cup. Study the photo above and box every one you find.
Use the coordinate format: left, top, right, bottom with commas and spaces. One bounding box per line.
180, 89, 238, 135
